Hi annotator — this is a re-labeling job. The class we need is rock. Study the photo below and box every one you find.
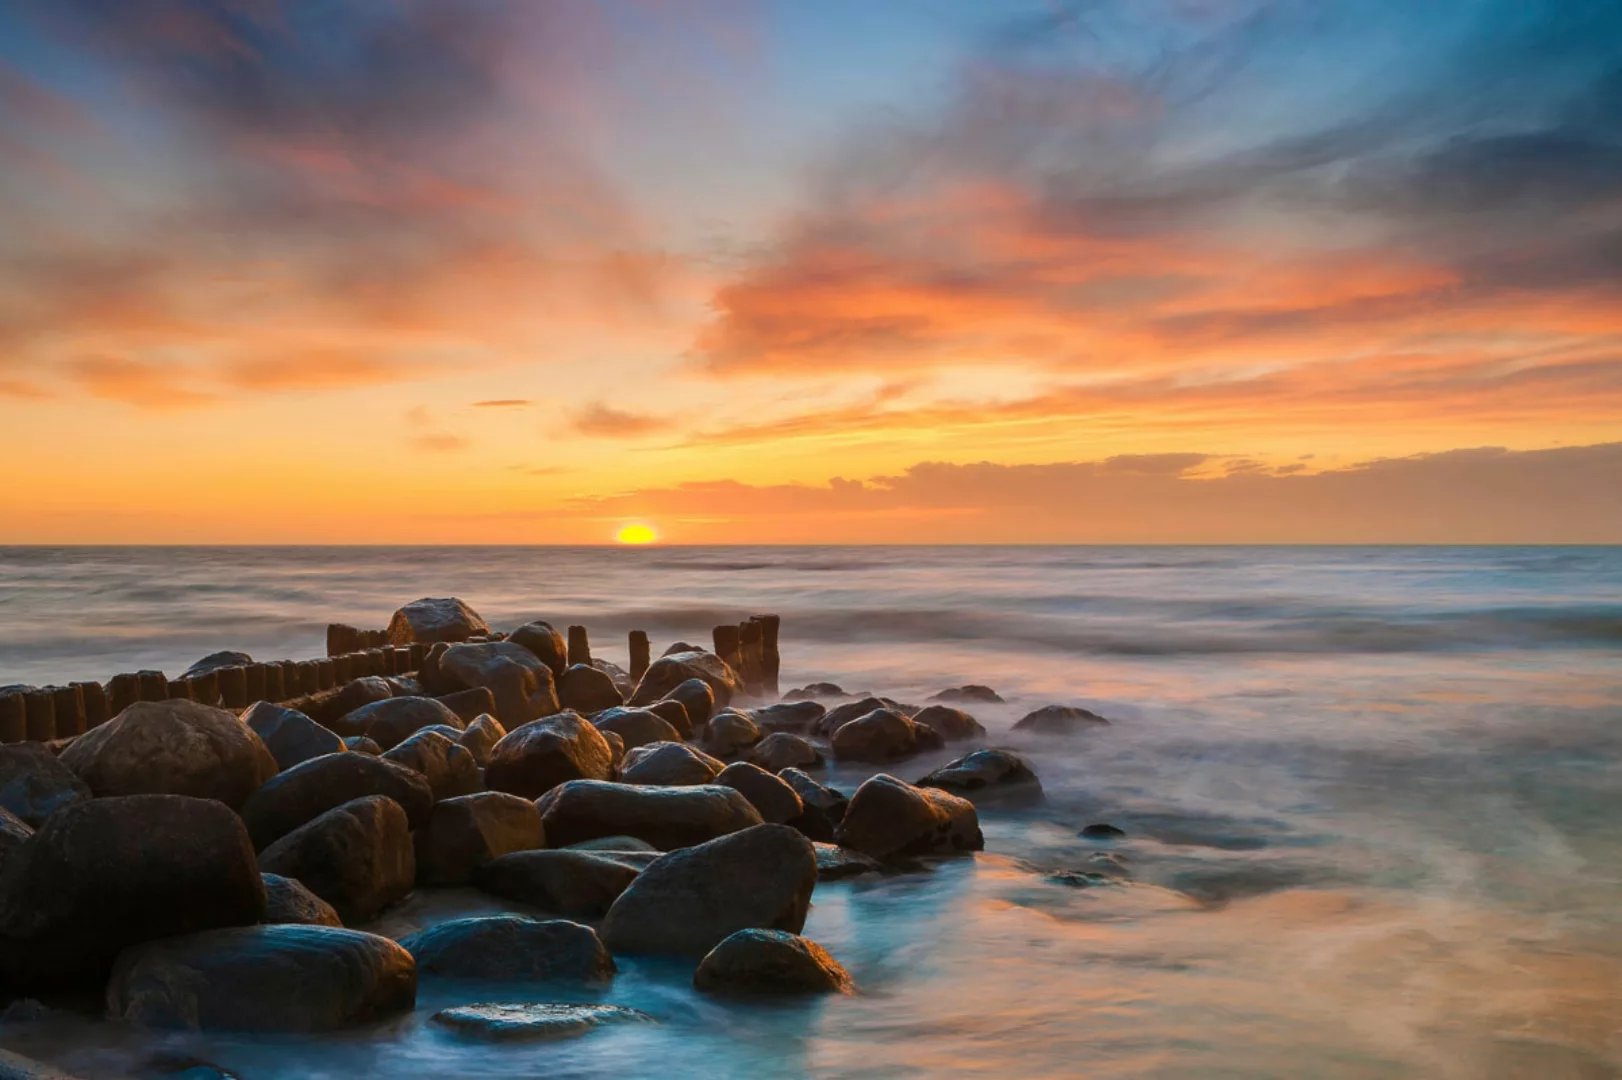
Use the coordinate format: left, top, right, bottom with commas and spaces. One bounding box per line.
262, 873, 342, 927
484, 711, 614, 800
414, 792, 543, 885
630, 651, 741, 710
929, 685, 1004, 704
332, 676, 394, 718
619, 741, 723, 786
400, 916, 613, 982
748, 732, 822, 772
910, 704, 987, 742
566, 835, 658, 853
457, 713, 506, 767
343, 736, 382, 755
1013, 704, 1112, 733
782, 682, 845, 701
829, 707, 935, 763
716, 762, 803, 824
430, 1002, 652, 1042
380, 729, 480, 801
0, 743, 90, 827
661, 641, 702, 656
644, 699, 692, 739
58, 700, 276, 809
386, 676, 424, 698
474, 850, 643, 918
182, 651, 254, 679
439, 642, 560, 727
242, 702, 345, 772
601, 824, 816, 957
835, 774, 983, 861
703, 709, 761, 757
1081, 822, 1127, 839
241, 752, 433, 850
0, 808, 32, 876
917, 749, 1041, 799
812, 843, 884, 880
257, 796, 414, 923
536, 780, 763, 851
593, 707, 681, 750
780, 768, 847, 819
601, 729, 625, 771
434, 686, 498, 725
591, 658, 634, 695
0, 795, 265, 993
660, 678, 715, 727
813, 696, 889, 737
107, 925, 415, 1032
0, 1048, 86, 1079
748, 701, 826, 735
693, 929, 853, 995
506, 620, 568, 678
386, 597, 489, 646
557, 664, 622, 714
337, 696, 464, 751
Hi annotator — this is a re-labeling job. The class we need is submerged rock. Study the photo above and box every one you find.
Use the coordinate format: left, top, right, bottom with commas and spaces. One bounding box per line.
619, 741, 723, 786
475, 850, 643, 918
1013, 704, 1112, 734
593, 707, 681, 750
457, 713, 506, 767
928, 685, 1004, 704
916, 749, 1041, 798
414, 792, 544, 885
337, 696, 465, 751
747, 701, 826, 735
0, 743, 90, 827
387, 597, 489, 646
1081, 823, 1127, 840
537, 780, 763, 851
812, 843, 884, 880
400, 916, 614, 982
630, 651, 741, 710
380, 729, 480, 801
261, 873, 342, 927
693, 929, 854, 995
241, 751, 433, 850
242, 702, 345, 772
813, 696, 889, 737
484, 711, 614, 800
600, 823, 816, 957
108, 925, 416, 1032
440, 642, 560, 727
910, 704, 987, 742
506, 620, 569, 678
257, 795, 414, 924
835, 774, 983, 861
748, 732, 823, 772
716, 762, 803, 824
431, 1002, 652, 1042
782, 682, 845, 701
558, 664, 623, 714
59, 700, 276, 809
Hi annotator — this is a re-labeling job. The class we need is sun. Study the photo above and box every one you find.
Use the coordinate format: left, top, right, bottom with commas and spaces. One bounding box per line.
614, 523, 659, 545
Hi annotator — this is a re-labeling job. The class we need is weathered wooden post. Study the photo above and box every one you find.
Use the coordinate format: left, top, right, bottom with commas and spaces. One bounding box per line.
262, 663, 285, 703
712, 624, 741, 672
74, 681, 109, 729
327, 623, 364, 656
738, 619, 763, 694
23, 688, 55, 742
365, 649, 386, 677
629, 630, 650, 683
50, 684, 86, 737
567, 626, 592, 668
107, 673, 140, 717
137, 670, 167, 702
317, 658, 335, 690
220, 665, 249, 708
165, 678, 192, 701
409, 643, 428, 669
185, 671, 219, 707
757, 614, 781, 696
0, 689, 25, 743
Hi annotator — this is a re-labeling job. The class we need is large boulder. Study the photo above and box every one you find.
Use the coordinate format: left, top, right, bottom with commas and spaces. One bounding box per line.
0, 795, 265, 993
257, 795, 415, 923
242, 702, 345, 772
592, 707, 681, 750
386, 597, 489, 646
600, 824, 816, 956
660, 678, 715, 727
335, 696, 464, 751
1013, 704, 1112, 733
829, 707, 940, 763
536, 780, 763, 851
0, 743, 90, 827
619, 741, 723, 786
58, 700, 276, 809
834, 774, 983, 861
592, 658, 635, 697
748, 701, 826, 735
262, 873, 342, 927
813, 696, 889, 738
457, 713, 506, 767
693, 929, 853, 995
748, 732, 822, 772
558, 664, 622, 714
630, 651, 741, 710
484, 712, 614, 800
434, 686, 498, 726
716, 762, 803, 824
399, 916, 613, 982
380, 729, 480, 801
703, 710, 761, 757
241, 752, 433, 850
439, 642, 560, 727
645, 699, 692, 739
507, 620, 568, 678
107, 925, 415, 1032
917, 749, 1041, 798
910, 705, 987, 742
182, 651, 254, 679
414, 792, 544, 885
474, 850, 644, 918
331, 676, 394, 718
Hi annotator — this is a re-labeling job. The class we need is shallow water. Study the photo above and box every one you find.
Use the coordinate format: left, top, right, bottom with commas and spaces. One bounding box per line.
2, 546, 1620, 1078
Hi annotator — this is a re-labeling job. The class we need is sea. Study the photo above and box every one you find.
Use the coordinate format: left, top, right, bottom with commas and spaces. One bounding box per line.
1, 545, 1619, 1079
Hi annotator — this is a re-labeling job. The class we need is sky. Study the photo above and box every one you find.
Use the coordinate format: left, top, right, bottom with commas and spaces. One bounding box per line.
0, 0, 1618, 543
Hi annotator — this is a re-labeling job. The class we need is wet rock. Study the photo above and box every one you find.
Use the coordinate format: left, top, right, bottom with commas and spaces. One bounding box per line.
241, 752, 433, 850
387, 597, 489, 646
590, 658, 635, 698
748, 732, 822, 772
262, 872, 342, 927
474, 850, 643, 918
629, 650, 741, 710
108, 925, 415, 1032
1081, 823, 1127, 840
747, 701, 826, 735
400, 916, 613, 982
484, 711, 614, 800
0, 807, 32, 876
434, 686, 498, 726
557, 664, 623, 714
59, 700, 276, 809
0, 795, 265, 993
782, 682, 844, 702
440, 642, 560, 727
645, 698, 691, 739
619, 741, 723, 786
566, 835, 658, 853
601, 824, 816, 957
183, 652, 254, 679
601, 729, 625, 771
380, 729, 480, 801
506, 620, 568, 678
536, 779, 763, 851
829, 707, 938, 763
593, 707, 681, 750
1013, 704, 1112, 734
910, 704, 987, 742
0, 743, 91, 827
812, 843, 884, 880
242, 702, 344, 772
780, 768, 848, 822
457, 713, 505, 767
703, 709, 761, 757
414, 792, 544, 885
693, 928, 853, 995
342, 736, 382, 755
1048, 869, 1118, 889
835, 774, 983, 861
331, 676, 394, 718
813, 696, 888, 737
257, 795, 414, 923
917, 749, 1041, 798
929, 685, 1004, 704
660, 642, 702, 657
430, 1002, 652, 1042
716, 762, 803, 824
386, 675, 423, 698
660, 678, 715, 728
336, 696, 465, 751
0, 1048, 86, 1078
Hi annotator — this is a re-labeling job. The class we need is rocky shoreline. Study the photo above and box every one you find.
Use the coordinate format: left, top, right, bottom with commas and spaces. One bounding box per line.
0, 596, 1102, 1076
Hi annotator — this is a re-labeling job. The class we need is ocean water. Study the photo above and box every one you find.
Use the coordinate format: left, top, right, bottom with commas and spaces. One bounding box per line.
1, 545, 1620, 1079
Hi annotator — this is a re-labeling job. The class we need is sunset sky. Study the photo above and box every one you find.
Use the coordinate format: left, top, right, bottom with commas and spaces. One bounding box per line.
2, 0, 1619, 543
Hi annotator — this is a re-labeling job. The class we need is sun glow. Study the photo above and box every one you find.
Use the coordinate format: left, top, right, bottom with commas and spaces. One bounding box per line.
615, 523, 659, 545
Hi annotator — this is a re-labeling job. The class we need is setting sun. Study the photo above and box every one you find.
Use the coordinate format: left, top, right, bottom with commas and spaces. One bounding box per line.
614, 523, 658, 545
